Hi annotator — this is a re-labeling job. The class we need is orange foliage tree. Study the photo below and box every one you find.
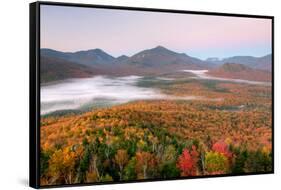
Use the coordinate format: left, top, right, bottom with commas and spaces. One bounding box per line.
114, 149, 129, 180
135, 151, 157, 179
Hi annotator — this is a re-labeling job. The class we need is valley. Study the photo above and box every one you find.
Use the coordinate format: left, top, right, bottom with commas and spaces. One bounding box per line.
39, 46, 272, 186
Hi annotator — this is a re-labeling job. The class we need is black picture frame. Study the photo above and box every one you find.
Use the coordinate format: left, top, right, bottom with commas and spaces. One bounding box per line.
30, 1, 274, 189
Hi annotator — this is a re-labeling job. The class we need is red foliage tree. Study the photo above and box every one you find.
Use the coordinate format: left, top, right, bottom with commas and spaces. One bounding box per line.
177, 146, 199, 176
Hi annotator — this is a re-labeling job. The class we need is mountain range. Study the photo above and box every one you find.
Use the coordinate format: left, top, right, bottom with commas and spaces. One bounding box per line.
41, 46, 210, 67
206, 54, 272, 71
40, 46, 272, 83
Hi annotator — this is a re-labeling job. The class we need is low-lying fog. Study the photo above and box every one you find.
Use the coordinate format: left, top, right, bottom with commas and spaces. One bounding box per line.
41, 70, 270, 115
182, 70, 271, 86
41, 76, 155, 115
41, 75, 216, 115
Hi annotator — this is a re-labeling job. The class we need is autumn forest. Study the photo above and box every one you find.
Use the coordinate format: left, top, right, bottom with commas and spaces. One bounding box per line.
40, 62, 272, 185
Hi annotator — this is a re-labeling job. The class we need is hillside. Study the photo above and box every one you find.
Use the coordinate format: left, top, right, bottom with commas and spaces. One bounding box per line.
220, 63, 250, 72
208, 63, 271, 82
40, 56, 97, 83
40, 99, 272, 185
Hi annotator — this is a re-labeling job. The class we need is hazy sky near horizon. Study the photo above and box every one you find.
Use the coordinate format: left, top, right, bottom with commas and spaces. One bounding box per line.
40, 5, 272, 59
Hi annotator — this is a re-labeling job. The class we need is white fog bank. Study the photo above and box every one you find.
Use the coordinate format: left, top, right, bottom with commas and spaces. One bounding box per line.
41, 76, 158, 115
41, 75, 218, 115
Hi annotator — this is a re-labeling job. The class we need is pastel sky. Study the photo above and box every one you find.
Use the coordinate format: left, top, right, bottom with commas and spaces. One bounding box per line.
40, 5, 272, 60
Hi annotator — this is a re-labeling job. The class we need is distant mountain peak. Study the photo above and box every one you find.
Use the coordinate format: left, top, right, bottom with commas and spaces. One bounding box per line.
117, 55, 129, 59
76, 48, 107, 54
143, 46, 180, 57
151, 45, 174, 53
154, 45, 167, 50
